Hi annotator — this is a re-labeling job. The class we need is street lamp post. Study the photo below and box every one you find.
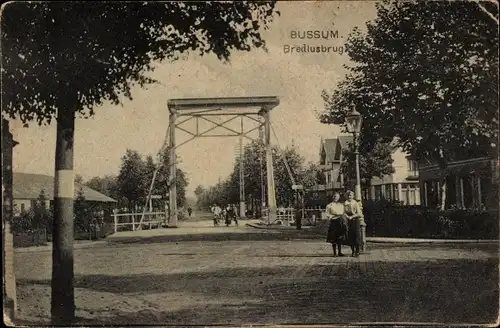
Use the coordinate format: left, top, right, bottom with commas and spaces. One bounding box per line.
345, 106, 367, 252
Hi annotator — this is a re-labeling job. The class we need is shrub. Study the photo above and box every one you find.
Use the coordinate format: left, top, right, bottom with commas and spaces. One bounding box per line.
363, 201, 498, 239
12, 207, 53, 235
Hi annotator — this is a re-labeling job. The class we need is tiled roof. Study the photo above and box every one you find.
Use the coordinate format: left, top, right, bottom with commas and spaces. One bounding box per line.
13, 172, 117, 202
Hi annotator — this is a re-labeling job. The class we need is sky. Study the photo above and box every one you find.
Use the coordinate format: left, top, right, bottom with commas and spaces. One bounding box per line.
10, 1, 378, 197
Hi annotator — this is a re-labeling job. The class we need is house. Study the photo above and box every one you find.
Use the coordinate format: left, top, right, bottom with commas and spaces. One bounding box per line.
312, 136, 354, 196
418, 157, 499, 210
310, 135, 356, 202
13, 172, 117, 215
364, 144, 421, 205
311, 136, 420, 205
320, 136, 354, 189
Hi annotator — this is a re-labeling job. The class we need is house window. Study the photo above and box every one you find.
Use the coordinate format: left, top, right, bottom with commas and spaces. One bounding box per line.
407, 159, 419, 176
427, 180, 440, 208
20, 203, 26, 214
393, 185, 400, 201
386, 184, 393, 200
479, 177, 489, 209
374, 185, 382, 201
402, 184, 418, 205
362, 188, 369, 200
463, 176, 474, 208
445, 175, 457, 209
320, 148, 326, 165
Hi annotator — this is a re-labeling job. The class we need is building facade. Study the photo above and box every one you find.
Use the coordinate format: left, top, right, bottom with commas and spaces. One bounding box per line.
363, 148, 421, 205
311, 136, 353, 196
418, 157, 499, 210
311, 136, 420, 205
13, 172, 117, 216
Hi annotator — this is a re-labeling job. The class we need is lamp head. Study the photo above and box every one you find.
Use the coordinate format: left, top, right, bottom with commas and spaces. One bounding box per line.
345, 105, 362, 134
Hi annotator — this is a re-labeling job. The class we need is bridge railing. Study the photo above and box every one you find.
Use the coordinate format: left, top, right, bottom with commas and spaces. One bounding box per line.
112, 212, 166, 233
262, 207, 327, 226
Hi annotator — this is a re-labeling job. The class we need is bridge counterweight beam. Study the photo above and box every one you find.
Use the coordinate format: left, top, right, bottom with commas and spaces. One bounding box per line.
239, 116, 246, 218
168, 108, 178, 227
263, 108, 277, 225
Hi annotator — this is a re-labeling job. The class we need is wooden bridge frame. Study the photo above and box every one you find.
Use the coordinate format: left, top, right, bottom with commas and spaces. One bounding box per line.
167, 97, 280, 227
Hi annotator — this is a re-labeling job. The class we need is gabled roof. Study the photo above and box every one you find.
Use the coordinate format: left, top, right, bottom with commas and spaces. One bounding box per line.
322, 138, 337, 163
13, 172, 117, 202
321, 136, 355, 164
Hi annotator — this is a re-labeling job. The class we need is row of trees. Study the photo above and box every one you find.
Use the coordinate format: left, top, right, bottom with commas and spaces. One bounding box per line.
321, 1, 498, 210
82, 148, 189, 210
195, 140, 321, 212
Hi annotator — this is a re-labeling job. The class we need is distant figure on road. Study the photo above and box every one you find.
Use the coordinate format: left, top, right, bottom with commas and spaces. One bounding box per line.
232, 204, 239, 225
213, 205, 222, 226
325, 192, 347, 257
187, 207, 192, 218
344, 190, 362, 257
224, 204, 237, 226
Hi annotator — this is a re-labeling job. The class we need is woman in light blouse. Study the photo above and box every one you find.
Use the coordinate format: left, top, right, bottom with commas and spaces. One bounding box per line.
344, 190, 362, 257
325, 192, 348, 257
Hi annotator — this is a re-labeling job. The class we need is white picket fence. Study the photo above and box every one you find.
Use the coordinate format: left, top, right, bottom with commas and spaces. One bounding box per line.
112, 211, 166, 233
262, 207, 327, 226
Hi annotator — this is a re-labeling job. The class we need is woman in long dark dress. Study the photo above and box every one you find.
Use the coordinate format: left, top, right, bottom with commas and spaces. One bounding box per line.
325, 192, 348, 257
344, 190, 362, 257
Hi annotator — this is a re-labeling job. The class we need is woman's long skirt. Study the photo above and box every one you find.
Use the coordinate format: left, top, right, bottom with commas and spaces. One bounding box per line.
347, 217, 361, 246
326, 218, 348, 245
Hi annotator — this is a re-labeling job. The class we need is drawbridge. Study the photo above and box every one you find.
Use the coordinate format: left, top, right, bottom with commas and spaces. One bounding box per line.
136, 96, 298, 229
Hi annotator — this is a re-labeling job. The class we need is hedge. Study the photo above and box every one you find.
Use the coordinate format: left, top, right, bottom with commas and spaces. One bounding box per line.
11, 206, 114, 247
363, 200, 499, 239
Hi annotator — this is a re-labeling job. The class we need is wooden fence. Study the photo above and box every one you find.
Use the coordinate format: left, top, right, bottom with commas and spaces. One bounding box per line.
112, 211, 166, 233
262, 207, 327, 226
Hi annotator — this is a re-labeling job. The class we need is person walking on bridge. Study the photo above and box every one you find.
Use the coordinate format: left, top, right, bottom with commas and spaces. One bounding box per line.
232, 204, 239, 226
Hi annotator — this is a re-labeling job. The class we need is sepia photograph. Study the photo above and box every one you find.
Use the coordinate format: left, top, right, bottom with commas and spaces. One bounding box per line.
2, 1, 499, 326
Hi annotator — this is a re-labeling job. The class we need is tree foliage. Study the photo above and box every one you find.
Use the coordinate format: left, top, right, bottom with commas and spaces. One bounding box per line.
341, 139, 395, 186
74, 174, 84, 184
197, 140, 318, 210
73, 188, 89, 232
114, 148, 189, 210
84, 175, 120, 201
12, 190, 53, 233
2, 2, 279, 124
148, 148, 189, 208
320, 1, 498, 168
194, 185, 205, 199
117, 149, 147, 208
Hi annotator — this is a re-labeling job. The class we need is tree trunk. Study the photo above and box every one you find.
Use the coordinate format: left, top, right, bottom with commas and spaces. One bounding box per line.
438, 150, 447, 211
51, 108, 76, 324
439, 176, 447, 211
